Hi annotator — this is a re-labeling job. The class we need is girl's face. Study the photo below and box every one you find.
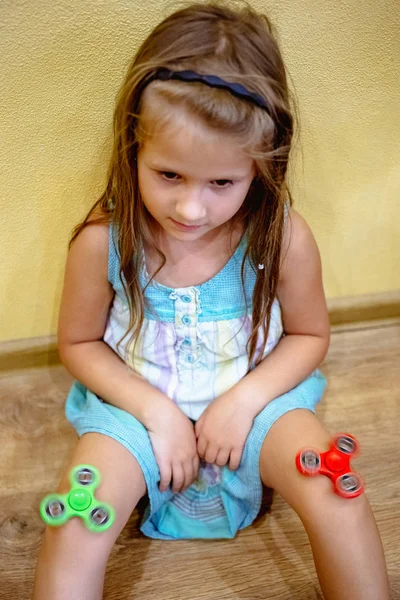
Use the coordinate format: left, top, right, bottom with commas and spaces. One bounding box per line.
137, 110, 255, 243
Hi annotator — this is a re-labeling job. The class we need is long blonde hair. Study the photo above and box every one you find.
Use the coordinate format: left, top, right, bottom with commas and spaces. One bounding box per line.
71, 2, 295, 367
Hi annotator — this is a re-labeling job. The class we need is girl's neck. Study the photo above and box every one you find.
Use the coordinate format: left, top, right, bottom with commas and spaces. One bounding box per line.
144, 220, 244, 288
162, 222, 239, 259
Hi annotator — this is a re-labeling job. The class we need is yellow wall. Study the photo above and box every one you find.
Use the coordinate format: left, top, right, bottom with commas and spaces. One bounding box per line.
1, 0, 399, 342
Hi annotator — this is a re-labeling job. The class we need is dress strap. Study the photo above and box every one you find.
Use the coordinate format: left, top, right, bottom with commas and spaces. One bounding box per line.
108, 223, 120, 287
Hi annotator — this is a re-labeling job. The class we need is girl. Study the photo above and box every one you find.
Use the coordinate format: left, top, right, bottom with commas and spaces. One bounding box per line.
33, 3, 389, 599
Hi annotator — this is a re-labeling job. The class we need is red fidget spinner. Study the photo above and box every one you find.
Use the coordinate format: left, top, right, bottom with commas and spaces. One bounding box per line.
296, 433, 364, 498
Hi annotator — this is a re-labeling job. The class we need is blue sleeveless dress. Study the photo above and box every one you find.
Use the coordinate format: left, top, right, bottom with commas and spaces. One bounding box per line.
65, 225, 326, 540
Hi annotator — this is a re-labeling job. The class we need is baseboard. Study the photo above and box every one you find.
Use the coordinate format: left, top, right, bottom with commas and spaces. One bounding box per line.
327, 289, 400, 325
0, 336, 60, 371
1, 290, 399, 371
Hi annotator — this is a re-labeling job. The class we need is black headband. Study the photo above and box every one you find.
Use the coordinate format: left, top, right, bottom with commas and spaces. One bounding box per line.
143, 68, 270, 114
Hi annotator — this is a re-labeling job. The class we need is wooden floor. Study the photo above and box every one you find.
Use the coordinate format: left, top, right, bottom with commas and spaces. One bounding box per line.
0, 324, 399, 599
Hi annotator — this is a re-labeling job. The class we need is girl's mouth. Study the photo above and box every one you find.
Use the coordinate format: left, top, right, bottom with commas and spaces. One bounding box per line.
170, 218, 203, 231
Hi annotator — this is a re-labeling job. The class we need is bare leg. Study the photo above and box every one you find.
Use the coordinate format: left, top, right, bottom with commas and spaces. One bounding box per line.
260, 409, 390, 600
32, 433, 147, 600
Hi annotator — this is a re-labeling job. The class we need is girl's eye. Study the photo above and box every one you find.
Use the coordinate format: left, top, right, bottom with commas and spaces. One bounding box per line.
159, 172, 233, 187
214, 179, 233, 188
161, 171, 180, 181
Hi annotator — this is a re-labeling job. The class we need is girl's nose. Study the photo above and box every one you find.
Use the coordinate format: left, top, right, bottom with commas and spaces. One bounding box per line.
175, 188, 206, 223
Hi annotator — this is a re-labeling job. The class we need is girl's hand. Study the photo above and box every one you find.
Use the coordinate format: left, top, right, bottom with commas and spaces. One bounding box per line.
195, 390, 255, 470
147, 401, 200, 493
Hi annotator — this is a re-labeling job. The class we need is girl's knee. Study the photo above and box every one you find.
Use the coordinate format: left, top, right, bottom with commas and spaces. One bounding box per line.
294, 478, 372, 530
259, 409, 332, 491
52, 433, 147, 533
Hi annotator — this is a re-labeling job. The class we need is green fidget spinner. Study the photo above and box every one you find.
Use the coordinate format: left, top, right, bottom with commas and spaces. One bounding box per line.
40, 464, 115, 533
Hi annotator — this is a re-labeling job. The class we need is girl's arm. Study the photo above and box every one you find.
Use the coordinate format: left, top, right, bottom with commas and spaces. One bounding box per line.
231, 207, 330, 417
58, 223, 173, 427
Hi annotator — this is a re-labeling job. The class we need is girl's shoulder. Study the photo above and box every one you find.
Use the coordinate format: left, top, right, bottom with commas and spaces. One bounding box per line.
72, 213, 110, 257
280, 207, 319, 276
69, 210, 112, 283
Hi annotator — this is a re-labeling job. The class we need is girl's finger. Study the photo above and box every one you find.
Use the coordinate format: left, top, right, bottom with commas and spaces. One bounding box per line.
159, 463, 172, 492
171, 463, 185, 493
204, 444, 218, 465
197, 435, 207, 458
193, 454, 200, 479
228, 448, 243, 471
215, 449, 230, 467
195, 418, 203, 438
182, 460, 196, 491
